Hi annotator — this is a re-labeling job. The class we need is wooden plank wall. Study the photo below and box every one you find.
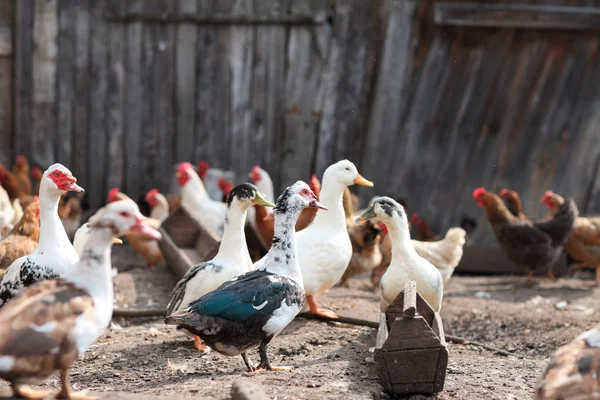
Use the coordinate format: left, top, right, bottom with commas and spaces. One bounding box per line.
10, 0, 600, 246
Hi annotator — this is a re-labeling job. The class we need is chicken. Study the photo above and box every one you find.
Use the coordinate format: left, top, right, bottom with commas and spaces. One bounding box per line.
542, 190, 600, 282
473, 187, 577, 286
58, 191, 83, 240
412, 228, 466, 284
459, 215, 478, 245
30, 166, 43, 195
0, 185, 15, 236
145, 188, 169, 223
108, 188, 164, 268
339, 220, 383, 287
11, 155, 32, 198
0, 200, 40, 277
196, 160, 209, 183
0, 164, 26, 202
253, 173, 322, 248
536, 324, 600, 400
499, 188, 528, 220
410, 213, 441, 241
217, 177, 235, 202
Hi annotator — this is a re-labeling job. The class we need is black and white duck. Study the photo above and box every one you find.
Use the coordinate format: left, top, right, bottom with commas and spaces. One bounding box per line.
166, 183, 274, 352
165, 181, 326, 371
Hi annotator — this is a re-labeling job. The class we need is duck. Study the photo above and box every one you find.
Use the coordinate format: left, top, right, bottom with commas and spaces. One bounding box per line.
357, 197, 444, 312
145, 188, 169, 223
0, 164, 84, 307
166, 183, 274, 352
0, 200, 160, 400
536, 324, 600, 400
177, 162, 227, 237
254, 160, 373, 318
166, 181, 326, 372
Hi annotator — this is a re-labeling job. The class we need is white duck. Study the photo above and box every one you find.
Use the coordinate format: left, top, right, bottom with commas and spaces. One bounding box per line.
0, 164, 84, 307
0, 186, 15, 236
145, 188, 169, 223
357, 197, 443, 312
177, 162, 227, 237
0, 200, 160, 400
253, 160, 373, 318
166, 183, 274, 351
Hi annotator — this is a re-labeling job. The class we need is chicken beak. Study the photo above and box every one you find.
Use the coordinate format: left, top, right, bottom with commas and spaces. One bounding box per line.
252, 193, 275, 208
354, 173, 373, 187
356, 206, 376, 222
112, 238, 123, 245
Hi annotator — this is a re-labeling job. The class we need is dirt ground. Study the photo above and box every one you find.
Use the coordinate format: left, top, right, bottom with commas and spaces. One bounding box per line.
2, 244, 599, 400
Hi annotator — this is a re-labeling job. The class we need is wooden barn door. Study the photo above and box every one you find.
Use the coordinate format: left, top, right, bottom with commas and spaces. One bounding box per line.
0, 0, 11, 165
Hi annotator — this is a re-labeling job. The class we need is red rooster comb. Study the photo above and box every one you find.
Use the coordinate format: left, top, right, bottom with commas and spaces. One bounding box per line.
16, 155, 25, 164
34, 195, 39, 202
217, 177, 227, 188
145, 188, 159, 200
177, 161, 193, 173
499, 188, 510, 198
543, 190, 554, 198
473, 187, 486, 199
197, 160, 209, 177
409, 213, 421, 225
108, 187, 120, 203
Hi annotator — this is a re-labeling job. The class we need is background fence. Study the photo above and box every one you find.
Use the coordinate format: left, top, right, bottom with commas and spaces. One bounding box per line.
2, 0, 600, 245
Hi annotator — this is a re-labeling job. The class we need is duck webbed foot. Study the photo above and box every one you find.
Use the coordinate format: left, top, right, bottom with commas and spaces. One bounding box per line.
306, 295, 338, 319
258, 342, 293, 371
11, 384, 50, 400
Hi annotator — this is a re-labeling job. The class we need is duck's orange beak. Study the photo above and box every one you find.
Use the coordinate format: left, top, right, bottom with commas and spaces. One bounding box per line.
354, 173, 373, 187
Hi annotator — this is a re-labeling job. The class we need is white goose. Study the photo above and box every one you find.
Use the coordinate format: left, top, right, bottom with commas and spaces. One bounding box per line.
0, 164, 85, 307
253, 160, 373, 318
357, 197, 444, 312
177, 162, 227, 237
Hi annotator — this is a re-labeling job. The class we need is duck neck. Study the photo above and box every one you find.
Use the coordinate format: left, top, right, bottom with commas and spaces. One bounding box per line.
150, 194, 169, 222
213, 203, 251, 268
66, 228, 114, 301
261, 206, 303, 287
37, 187, 72, 254
311, 178, 346, 229
386, 216, 418, 262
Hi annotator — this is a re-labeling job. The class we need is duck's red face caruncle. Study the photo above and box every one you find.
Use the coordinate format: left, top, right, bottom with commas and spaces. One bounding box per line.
299, 187, 327, 210
49, 169, 84, 193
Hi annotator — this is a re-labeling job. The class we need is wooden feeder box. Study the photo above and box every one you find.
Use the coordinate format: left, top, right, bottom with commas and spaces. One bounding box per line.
374, 281, 448, 396
158, 207, 220, 280
456, 247, 568, 276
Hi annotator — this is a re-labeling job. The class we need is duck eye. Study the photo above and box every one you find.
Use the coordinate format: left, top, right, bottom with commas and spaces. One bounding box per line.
301, 189, 308, 195
54, 172, 60, 177
119, 211, 130, 217
345, 167, 350, 171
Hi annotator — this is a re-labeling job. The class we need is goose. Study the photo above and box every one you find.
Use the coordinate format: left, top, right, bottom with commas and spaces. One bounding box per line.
166, 181, 326, 371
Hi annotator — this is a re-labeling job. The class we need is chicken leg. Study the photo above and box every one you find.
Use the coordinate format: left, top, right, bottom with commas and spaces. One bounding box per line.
306, 295, 338, 319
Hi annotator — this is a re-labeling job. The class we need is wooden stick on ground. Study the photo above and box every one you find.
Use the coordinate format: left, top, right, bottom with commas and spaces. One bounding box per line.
113, 308, 165, 318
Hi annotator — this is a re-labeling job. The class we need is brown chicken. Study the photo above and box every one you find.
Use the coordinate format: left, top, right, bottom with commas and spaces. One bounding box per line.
108, 188, 164, 268
0, 164, 27, 202
542, 190, 600, 282
0, 200, 40, 277
30, 166, 43, 195
410, 213, 441, 241
536, 324, 600, 400
253, 174, 322, 247
196, 160, 209, 183
11, 155, 32, 198
500, 189, 528, 220
340, 219, 383, 288
473, 187, 577, 286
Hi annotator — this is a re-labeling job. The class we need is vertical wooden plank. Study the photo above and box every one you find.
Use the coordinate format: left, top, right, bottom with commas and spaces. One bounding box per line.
124, 0, 143, 197
315, 0, 379, 176
279, 0, 331, 188
0, 0, 12, 165
105, 0, 126, 192
14, 0, 34, 160
55, 0, 73, 166
140, 1, 157, 196
72, 0, 90, 181
360, 0, 418, 197
31, 0, 58, 167
154, 1, 176, 193
175, 0, 197, 163
88, 0, 109, 209
193, 0, 216, 165
250, 0, 287, 175
229, 0, 255, 177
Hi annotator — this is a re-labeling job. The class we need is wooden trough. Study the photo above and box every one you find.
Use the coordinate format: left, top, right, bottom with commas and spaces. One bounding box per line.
158, 207, 220, 280
375, 281, 447, 396
456, 247, 568, 276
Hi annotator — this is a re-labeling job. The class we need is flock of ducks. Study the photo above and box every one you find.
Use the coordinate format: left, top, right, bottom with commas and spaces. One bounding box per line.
0, 159, 596, 399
